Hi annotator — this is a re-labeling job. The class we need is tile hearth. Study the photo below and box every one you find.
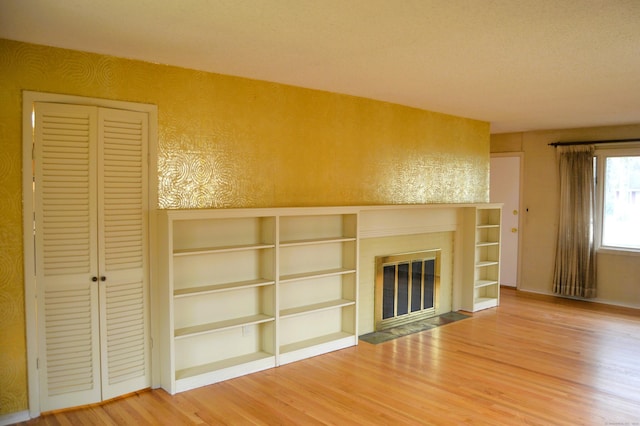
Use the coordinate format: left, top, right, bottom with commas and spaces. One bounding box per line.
358, 311, 469, 344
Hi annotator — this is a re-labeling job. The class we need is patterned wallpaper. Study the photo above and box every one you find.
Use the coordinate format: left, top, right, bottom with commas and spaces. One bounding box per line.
0, 41, 28, 415
0, 38, 489, 415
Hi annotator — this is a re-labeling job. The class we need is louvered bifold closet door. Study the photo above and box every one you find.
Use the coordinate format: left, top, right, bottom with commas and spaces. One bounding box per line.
34, 103, 102, 411
97, 108, 150, 400
34, 102, 150, 412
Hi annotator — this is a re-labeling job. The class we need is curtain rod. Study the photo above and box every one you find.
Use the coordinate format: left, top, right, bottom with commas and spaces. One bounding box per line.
548, 138, 640, 147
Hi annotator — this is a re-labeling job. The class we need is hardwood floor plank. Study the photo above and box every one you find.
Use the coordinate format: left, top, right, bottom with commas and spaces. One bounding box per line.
183, 385, 253, 425
16, 288, 640, 425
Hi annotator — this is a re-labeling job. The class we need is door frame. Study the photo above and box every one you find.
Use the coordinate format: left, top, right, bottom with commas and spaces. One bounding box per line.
490, 152, 524, 289
22, 91, 158, 417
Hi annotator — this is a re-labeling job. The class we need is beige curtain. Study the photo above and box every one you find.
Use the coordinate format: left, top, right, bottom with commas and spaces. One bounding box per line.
553, 145, 596, 298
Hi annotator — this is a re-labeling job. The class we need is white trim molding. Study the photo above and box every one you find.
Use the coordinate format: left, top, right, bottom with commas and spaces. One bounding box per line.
0, 410, 30, 426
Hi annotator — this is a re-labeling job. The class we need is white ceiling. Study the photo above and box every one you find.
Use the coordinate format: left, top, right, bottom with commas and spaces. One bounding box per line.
2, 0, 640, 133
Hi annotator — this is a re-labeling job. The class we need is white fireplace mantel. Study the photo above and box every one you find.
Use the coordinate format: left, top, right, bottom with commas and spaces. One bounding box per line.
358, 204, 472, 332
358, 204, 466, 238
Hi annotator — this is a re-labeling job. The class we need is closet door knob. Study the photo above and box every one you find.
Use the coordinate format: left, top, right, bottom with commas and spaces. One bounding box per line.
100, 276, 106, 282
92, 276, 98, 282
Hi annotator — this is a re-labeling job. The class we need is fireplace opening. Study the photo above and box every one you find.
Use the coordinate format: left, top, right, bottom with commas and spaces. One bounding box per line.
374, 250, 441, 331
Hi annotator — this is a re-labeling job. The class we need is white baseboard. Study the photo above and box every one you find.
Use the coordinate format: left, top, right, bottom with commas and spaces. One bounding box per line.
0, 410, 31, 426
517, 288, 640, 311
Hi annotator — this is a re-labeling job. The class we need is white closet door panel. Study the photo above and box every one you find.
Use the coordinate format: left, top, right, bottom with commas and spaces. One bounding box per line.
43, 289, 94, 387
34, 103, 101, 411
97, 108, 150, 399
102, 277, 148, 398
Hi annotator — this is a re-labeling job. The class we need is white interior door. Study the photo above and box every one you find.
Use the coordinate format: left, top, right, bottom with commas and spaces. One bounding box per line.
34, 102, 150, 411
490, 155, 521, 287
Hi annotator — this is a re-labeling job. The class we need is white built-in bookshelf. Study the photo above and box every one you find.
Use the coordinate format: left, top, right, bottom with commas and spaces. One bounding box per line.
278, 214, 358, 364
158, 204, 502, 394
158, 208, 359, 394
461, 205, 502, 312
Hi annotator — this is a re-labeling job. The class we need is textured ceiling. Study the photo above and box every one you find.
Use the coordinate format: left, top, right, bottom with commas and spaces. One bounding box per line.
1, 0, 639, 133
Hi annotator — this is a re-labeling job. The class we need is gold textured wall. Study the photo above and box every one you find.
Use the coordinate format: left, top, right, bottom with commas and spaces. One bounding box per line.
0, 38, 488, 415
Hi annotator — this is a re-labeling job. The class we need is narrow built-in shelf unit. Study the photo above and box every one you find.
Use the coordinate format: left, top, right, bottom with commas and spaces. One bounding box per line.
460, 205, 502, 312
158, 208, 359, 394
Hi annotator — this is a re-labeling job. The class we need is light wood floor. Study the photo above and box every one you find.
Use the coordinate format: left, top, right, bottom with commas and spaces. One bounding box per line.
18, 288, 640, 425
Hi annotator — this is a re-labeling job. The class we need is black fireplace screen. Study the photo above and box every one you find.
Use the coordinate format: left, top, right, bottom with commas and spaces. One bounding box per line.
375, 249, 440, 330
382, 259, 435, 320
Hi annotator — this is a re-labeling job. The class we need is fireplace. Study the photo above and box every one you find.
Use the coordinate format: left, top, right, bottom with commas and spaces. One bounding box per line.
374, 249, 441, 331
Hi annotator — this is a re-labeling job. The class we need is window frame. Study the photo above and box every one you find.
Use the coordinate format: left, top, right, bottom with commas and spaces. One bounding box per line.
594, 144, 640, 256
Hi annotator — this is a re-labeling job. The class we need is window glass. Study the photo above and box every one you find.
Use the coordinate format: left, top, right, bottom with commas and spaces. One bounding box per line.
602, 156, 640, 249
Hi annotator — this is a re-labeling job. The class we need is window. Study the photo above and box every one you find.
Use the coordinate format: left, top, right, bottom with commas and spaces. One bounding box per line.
595, 147, 640, 252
